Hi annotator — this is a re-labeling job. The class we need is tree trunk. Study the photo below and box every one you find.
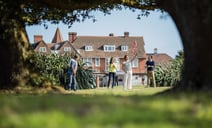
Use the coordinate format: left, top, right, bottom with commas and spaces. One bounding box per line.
163, 0, 212, 90
0, 1, 32, 88
0, 25, 32, 88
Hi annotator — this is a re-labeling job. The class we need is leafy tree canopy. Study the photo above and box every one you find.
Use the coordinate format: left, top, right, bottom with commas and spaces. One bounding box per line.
1, 0, 160, 29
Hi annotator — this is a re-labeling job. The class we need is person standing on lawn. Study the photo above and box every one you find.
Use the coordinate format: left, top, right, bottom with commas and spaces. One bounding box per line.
122, 52, 137, 90
146, 55, 156, 87
67, 55, 79, 92
107, 57, 117, 88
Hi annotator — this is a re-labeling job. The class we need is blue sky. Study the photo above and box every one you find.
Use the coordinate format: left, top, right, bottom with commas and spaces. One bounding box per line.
26, 9, 183, 58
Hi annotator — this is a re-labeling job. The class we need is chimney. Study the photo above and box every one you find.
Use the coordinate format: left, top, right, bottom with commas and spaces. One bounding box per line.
34, 35, 43, 43
124, 32, 129, 37
109, 33, 114, 37
154, 48, 158, 54
69, 32, 77, 43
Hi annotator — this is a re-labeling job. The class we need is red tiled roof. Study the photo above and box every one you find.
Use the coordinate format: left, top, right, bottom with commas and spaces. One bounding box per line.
32, 40, 51, 54
72, 36, 146, 59
47, 43, 55, 49
146, 53, 173, 65
32, 28, 79, 56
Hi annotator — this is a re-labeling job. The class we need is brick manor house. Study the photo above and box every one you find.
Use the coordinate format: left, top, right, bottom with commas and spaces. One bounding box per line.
31, 28, 173, 86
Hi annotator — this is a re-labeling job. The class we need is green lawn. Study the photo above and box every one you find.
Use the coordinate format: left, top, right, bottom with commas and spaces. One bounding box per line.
0, 86, 211, 128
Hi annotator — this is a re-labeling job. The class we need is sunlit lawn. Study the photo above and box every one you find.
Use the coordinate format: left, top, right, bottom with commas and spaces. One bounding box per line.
0, 85, 211, 128
74, 86, 170, 96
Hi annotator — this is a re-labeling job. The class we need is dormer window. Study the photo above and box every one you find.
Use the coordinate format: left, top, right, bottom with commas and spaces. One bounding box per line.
121, 45, 128, 51
85, 45, 93, 51
104, 45, 115, 52
64, 47, 71, 52
39, 47, 46, 52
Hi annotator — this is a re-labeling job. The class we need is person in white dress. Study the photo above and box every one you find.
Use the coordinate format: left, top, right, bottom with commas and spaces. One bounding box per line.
122, 53, 137, 90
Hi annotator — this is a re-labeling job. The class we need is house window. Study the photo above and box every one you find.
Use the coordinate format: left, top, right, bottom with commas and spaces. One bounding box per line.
104, 45, 115, 52
64, 47, 71, 52
121, 45, 128, 51
132, 58, 138, 68
83, 58, 93, 67
39, 47, 46, 52
114, 57, 120, 71
95, 58, 100, 67
105, 58, 110, 71
85, 45, 93, 51
105, 58, 120, 71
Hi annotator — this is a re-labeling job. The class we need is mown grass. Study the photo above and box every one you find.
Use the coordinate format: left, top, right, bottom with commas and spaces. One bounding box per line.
0, 86, 211, 128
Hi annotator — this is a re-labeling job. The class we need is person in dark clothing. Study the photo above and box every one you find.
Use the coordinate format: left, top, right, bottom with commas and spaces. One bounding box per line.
146, 55, 156, 87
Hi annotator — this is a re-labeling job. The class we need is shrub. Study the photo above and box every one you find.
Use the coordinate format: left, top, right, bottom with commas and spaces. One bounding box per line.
154, 51, 184, 86
28, 53, 96, 89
